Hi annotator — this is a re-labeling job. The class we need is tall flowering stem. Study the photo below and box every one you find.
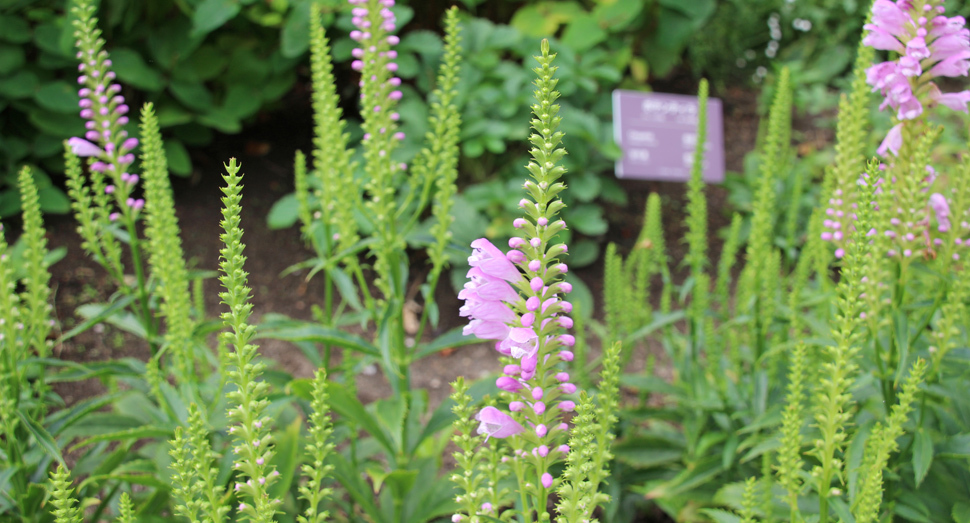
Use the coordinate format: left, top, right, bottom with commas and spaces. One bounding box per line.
219, 159, 281, 522
458, 39, 578, 522
351, 0, 406, 302
69, 0, 157, 350
811, 160, 882, 523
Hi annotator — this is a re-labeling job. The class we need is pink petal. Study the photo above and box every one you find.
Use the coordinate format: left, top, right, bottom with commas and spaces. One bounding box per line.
67, 137, 103, 157
877, 123, 904, 157
928, 50, 970, 77
502, 327, 538, 360
469, 238, 522, 282
935, 90, 970, 112
870, 0, 909, 36
476, 406, 524, 440
463, 319, 510, 340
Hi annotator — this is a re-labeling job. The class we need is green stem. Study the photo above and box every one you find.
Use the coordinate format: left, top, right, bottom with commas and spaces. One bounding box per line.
323, 264, 333, 366
411, 267, 443, 351
124, 214, 158, 354
351, 262, 376, 318
513, 460, 532, 523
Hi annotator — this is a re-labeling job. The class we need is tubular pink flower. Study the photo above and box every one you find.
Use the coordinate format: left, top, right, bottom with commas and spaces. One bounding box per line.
462, 267, 519, 302
470, 238, 523, 282
496, 377, 524, 392
68, 137, 103, 157
476, 406, 524, 441
877, 123, 904, 157
463, 319, 510, 340
501, 327, 539, 359
930, 192, 951, 231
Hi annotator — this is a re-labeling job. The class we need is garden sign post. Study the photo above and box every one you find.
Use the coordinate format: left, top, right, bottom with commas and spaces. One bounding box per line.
612, 90, 724, 183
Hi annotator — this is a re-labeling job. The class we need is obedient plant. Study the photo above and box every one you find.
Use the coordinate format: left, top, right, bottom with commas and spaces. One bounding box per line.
0, 167, 60, 521
602, 3, 970, 519
451, 40, 620, 523
64, 0, 210, 389
281, 0, 466, 393
10, 0, 970, 521
65, 0, 152, 337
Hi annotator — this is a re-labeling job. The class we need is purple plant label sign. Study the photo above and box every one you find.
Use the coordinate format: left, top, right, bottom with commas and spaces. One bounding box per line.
612, 90, 725, 183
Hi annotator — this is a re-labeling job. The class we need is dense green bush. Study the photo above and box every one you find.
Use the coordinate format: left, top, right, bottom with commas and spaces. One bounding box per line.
0, 0, 313, 216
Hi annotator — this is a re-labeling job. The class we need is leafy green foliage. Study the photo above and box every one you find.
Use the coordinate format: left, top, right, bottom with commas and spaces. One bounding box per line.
0, 0, 303, 216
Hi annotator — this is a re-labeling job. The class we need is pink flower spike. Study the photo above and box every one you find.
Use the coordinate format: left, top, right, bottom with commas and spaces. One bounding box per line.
476, 406, 524, 441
